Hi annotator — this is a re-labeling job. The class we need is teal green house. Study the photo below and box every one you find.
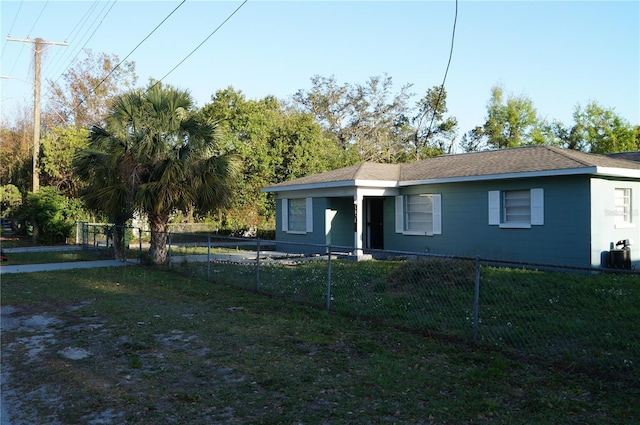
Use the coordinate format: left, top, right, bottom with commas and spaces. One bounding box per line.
262, 146, 640, 269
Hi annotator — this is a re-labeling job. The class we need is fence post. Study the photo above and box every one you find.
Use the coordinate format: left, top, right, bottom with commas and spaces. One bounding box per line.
472, 256, 481, 345
122, 226, 127, 261
112, 226, 118, 260
256, 239, 261, 293
326, 245, 332, 311
207, 234, 211, 281
168, 233, 172, 268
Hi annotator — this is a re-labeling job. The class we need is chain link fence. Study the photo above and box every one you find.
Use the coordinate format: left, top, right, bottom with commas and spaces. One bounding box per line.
78, 224, 640, 383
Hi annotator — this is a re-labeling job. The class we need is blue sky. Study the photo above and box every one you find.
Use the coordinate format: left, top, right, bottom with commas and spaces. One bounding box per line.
1, 1, 638, 147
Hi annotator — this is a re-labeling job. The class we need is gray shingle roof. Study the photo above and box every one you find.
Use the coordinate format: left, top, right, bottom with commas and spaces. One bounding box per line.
401, 146, 640, 181
267, 162, 401, 188
605, 151, 640, 162
265, 146, 640, 190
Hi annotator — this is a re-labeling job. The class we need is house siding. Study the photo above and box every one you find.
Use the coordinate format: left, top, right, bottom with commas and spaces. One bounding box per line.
385, 176, 592, 267
590, 177, 640, 268
275, 197, 327, 249
326, 197, 355, 248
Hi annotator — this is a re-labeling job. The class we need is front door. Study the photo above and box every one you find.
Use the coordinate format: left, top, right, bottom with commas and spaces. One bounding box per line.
365, 198, 384, 249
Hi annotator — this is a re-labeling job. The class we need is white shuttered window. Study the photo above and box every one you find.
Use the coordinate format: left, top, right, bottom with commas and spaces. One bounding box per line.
488, 188, 544, 228
395, 194, 442, 236
282, 198, 313, 234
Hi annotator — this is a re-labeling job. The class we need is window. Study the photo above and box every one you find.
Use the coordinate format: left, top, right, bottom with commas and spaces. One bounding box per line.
614, 188, 631, 226
281, 198, 313, 234
503, 190, 531, 224
488, 188, 543, 228
395, 194, 441, 235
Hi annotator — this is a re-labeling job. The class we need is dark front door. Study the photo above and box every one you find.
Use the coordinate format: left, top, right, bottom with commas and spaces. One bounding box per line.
366, 198, 384, 249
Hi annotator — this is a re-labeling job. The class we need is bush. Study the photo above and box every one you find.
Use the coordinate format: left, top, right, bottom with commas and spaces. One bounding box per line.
17, 187, 81, 244
0, 184, 22, 218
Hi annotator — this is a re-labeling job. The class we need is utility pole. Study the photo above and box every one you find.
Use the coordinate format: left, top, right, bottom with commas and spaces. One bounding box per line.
6, 36, 68, 193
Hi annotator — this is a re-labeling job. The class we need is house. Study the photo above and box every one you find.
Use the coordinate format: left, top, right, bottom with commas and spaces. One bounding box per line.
262, 146, 640, 269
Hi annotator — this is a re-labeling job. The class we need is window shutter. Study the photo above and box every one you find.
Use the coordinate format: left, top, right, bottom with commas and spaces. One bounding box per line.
432, 194, 442, 235
395, 196, 403, 233
530, 188, 544, 225
281, 199, 288, 232
488, 191, 500, 225
305, 198, 313, 233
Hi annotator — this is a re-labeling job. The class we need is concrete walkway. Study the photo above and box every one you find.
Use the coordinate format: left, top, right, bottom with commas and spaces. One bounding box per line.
0, 259, 135, 275
0, 245, 135, 275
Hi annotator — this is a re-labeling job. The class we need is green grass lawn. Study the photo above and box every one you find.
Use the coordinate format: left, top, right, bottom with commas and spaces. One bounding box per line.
0, 249, 113, 265
2, 265, 639, 424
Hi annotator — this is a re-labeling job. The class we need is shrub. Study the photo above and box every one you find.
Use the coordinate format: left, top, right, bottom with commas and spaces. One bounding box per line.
0, 184, 22, 218
17, 187, 80, 244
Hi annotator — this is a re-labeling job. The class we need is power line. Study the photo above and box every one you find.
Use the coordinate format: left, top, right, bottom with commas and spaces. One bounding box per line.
424, 0, 458, 147
61, 0, 187, 123
152, 0, 248, 89
26, 0, 49, 38
90, 0, 187, 101
52, 0, 117, 82
46, 2, 100, 78
1, 0, 24, 60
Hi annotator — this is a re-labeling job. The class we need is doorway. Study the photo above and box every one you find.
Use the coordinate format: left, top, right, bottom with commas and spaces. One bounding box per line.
365, 198, 384, 249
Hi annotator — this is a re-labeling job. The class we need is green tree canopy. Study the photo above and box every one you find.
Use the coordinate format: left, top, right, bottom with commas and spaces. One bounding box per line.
292, 75, 458, 163
482, 84, 541, 149
571, 101, 637, 153
395, 86, 458, 161
200, 87, 352, 229
16, 186, 81, 244
0, 184, 22, 217
40, 126, 89, 197
75, 83, 240, 264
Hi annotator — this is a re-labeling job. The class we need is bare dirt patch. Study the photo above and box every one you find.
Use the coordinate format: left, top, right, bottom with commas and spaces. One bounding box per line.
0, 300, 250, 424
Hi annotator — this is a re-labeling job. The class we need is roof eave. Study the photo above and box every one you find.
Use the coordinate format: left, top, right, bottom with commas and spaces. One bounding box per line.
261, 179, 399, 193
262, 165, 640, 193
399, 167, 598, 186
594, 167, 640, 179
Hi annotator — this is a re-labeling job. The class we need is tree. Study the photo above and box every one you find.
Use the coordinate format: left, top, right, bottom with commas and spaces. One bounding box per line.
0, 184, 22, 218
200, 87, 352, 229
0, 105, 34, 191
40, 126, 89, 197
271, 110, 351, 181
45, 50, 137, 130
459, 126, 486, 152
15, 186, 80, 244
75, 83, 240, 264
570, 101, 636, 153
482, 85, 540, 149
397, 86, 458, 161
292, 74, 415, 163
543, 102, 637, 153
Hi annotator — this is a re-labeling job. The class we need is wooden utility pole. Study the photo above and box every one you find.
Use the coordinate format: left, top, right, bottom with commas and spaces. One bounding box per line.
6, 36, 68, 193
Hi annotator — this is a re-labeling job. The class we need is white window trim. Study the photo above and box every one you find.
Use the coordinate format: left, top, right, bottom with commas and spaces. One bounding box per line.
395, 194, 441, 236
281, 198, 313, 234
614, 188, 633, 229
488, 188, 544, 228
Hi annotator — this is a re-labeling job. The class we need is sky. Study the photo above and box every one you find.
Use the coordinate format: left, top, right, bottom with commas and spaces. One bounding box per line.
1, 0, 638, 147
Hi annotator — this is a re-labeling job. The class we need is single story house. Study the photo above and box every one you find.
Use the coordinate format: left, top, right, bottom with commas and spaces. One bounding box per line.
262, 146, 640, 269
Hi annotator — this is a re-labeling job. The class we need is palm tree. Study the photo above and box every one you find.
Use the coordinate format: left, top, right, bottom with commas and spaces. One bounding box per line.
74, 83, 240, 264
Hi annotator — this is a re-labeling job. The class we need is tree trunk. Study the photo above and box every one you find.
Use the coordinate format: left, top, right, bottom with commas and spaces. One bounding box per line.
32, 221, 40, 244
149, 213, 169, 265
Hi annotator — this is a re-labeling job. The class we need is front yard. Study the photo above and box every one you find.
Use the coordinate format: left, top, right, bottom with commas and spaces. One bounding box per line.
2, 265, 638, 424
